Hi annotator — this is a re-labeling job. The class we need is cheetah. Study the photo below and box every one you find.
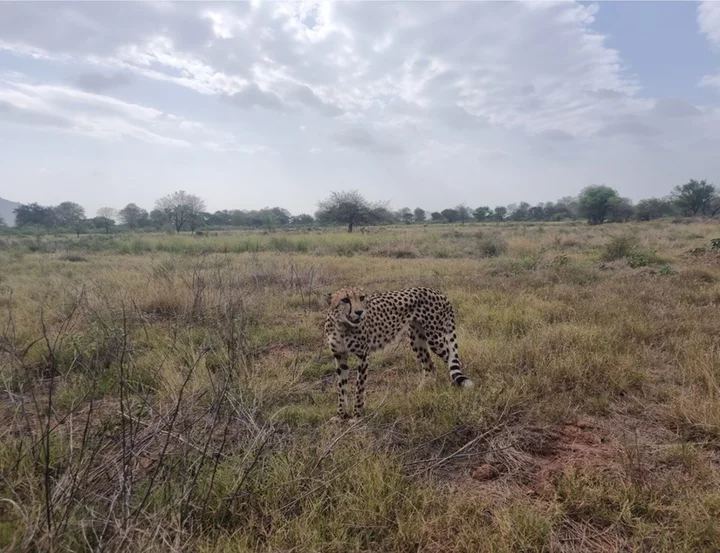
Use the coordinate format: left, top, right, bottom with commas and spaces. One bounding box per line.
323, 286, 474, 419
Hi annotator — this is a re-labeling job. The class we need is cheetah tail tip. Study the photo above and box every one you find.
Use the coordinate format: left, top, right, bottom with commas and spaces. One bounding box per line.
461, 378, 474, 388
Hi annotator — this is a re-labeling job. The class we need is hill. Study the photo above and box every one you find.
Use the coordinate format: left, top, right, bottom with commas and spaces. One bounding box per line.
0, 196, 20, 226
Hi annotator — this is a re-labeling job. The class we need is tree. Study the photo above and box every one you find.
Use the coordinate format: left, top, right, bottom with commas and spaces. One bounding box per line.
441, 208, 460, 223
456, 204, 471, 225
492, 206, 507, 222
259, 207, 292, 227
607, 196, 634, 223
397, 207, 413, 225
14, 203, 57, 228
54, 201, 85, 226
275, 207, 292, 225
430, 212, 442, 222
96, 207, 117, 234
370, 205, 397, 225
528, 205, 545, 221
119, 203, 149, 230
509, 201, 530, 221
0, 216, 6, 228
577, 185, 619, 225
552, 197, 579, 221
473, 206, 491, 222
293, 214, 315, 226
712, 197, 720, 216
155, 190, 206, 233
413, 207, 426, 223
315, 190, 386, 233
635, 198, 674, 221
54, 201, 86, 236
149, 209, 169, 229
672, 179, 716, 216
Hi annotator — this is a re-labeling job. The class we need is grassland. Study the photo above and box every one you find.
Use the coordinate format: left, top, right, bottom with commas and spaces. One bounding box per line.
1, 220, 720, 552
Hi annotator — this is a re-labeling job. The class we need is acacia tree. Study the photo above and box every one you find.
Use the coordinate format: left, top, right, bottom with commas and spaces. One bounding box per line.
54, 201, 86, 236
315, 190, 386, 233
413, 207, 426, 223
119, 203, 149, 230
607, 196, 634, 222
293, 214, 315, 225
473, 206, 491, 222
397, 207, 413, 225
672, 179, 716, 216
96, 207, 117, 234
509, 201, 530, 221
14, 203, 57, 228
0, 216, 6, 228
635, 198, 674, 221
492, 206, 507, 222
578, 185, 619, 225
155, 190, 206, 233
456, 204, 471, 225
441, 208, 460, 223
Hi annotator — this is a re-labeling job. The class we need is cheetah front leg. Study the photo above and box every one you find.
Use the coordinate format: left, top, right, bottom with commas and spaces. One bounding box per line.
353, 353, 369, 418
333, 353, 350, 420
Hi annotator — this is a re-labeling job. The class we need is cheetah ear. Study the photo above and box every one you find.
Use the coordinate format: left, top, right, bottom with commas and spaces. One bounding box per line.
323, 292, 332, 306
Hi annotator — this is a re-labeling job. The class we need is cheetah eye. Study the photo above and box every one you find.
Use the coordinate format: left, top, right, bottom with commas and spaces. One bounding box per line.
341, 297, 351, 304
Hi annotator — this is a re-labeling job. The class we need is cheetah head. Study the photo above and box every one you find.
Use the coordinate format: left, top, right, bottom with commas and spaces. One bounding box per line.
325, 286, 367, 327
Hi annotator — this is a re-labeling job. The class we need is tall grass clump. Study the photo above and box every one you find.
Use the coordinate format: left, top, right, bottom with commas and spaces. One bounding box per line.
601, 234, 637, 261
476, 231, 508, 258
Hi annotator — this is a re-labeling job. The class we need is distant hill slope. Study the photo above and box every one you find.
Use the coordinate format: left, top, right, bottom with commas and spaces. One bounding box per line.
0, 197, 21, 226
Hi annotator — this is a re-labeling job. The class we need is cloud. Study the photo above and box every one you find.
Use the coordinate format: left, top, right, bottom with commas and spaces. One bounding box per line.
74, 71, 131, 93
223, 83, 286, 111
0, 99, 73, 129
652, 98, 701, 118
433, 105, 488, 131
0, 1, 649, 138
290, 84, 344, 117
591, 88, 628, 100
411, 139, 465, 166
3, 1, 720, 215
596, 116, 662, 138
698, 1, 720, 49
0, 77, 265, 151
698, 2, 720, 92
331, 127, 403, 155
538, 129, 575, 142
478, 148, 511, 161
700, 73, 720, 92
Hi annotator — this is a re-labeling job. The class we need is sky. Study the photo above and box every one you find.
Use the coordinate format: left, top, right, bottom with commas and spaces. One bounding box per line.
1, 0, 720, 217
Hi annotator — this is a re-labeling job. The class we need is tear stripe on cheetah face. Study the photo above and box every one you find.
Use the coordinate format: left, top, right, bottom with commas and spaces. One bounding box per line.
325, 286, 367, 327
323, 286, 474, 419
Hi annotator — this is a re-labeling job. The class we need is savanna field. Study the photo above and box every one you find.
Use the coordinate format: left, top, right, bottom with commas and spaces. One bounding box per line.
2, 220, 720, 552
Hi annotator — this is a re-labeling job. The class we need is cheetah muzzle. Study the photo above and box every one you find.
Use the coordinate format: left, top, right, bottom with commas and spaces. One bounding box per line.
323, 286, 474, 420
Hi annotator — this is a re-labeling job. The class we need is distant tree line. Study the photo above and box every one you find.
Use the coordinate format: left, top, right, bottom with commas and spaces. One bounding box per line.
6, 179, 720, 234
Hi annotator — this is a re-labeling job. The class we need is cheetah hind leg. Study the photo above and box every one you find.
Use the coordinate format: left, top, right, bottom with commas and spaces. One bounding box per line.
410, 321, 436, 390
428, 332, 474, 388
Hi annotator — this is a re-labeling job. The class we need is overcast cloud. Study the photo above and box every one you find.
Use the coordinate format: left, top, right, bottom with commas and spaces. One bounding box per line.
1, 1, 720, 215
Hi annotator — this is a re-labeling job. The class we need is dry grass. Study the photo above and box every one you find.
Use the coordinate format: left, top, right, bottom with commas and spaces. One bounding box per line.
1, 220, 720, 552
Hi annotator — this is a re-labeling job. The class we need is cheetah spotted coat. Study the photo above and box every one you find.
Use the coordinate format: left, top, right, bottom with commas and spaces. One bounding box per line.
324, 286, 473, 419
